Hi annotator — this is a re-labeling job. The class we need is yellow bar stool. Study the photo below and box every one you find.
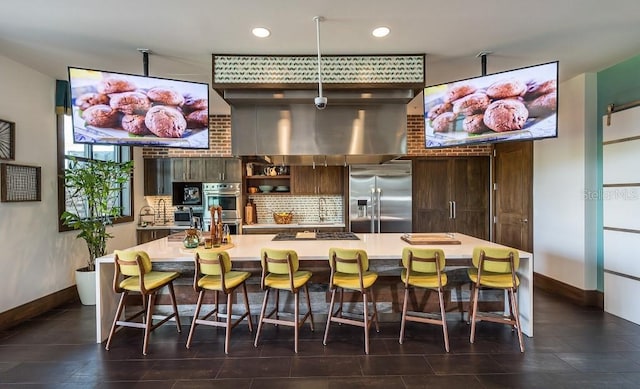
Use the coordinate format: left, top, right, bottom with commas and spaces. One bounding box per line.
105, 250, 182, 355
186, 249, 253, 354
399, 247, 450, 352
254, 248, 314, 353
323, 248, 379, 354
468, 246, 524, 352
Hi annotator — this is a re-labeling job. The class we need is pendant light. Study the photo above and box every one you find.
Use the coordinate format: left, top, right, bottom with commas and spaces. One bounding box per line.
313, 16, 327, 110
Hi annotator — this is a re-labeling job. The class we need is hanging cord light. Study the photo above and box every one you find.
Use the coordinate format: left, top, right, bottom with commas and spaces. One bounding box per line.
313, 16, 327, 110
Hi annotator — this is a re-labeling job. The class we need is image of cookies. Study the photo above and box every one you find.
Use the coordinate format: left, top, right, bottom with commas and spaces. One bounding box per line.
185, 109, 209, 128
109, 91, 151, 114
121, 114, 151, 135
526, 92, 557, 118
486, 78, 527, 99
483, 99, 529, 132
463, 114, 490, 134
427, 102, 452, 121
76, 92, 110, 111
82, 104, 120, 128
443, 83, 476, 103
431, 112, 457, 133
183, 95, 208, 112
145, 105, 187, 138
452, 92, 490, 116
525, 79, 557, 100
97, 76, 137, 94
146, 87, 185, 106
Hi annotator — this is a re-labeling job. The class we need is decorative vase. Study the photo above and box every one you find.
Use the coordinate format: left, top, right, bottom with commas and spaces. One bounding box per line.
183, 228, 200, 249
75, 268, 96, 306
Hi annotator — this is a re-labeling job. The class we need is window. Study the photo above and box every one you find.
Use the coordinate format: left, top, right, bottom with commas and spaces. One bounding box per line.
57, 114, 134, 231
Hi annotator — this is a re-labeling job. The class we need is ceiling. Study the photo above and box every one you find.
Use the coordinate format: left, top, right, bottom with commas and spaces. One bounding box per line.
2, 0, 640, 114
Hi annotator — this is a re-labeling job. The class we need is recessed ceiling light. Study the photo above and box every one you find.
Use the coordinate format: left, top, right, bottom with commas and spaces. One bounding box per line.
372, 26, 390, 38
252, 27, 271, 38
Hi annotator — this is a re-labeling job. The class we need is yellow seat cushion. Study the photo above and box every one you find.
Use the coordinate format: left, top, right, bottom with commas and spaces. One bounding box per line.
265, 270, 312, 290
332, 271, 378, 290
198, 271, 251, 291
401, 269, 447, 289
119, 271, 180, 292
467, 268, 519, 288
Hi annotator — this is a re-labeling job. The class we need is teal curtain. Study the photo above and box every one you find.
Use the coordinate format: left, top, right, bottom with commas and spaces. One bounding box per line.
55, 80, 71, 115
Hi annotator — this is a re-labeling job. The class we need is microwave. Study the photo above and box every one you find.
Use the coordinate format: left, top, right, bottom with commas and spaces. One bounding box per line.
174, 206, 203, 226
172, 182, 203, 206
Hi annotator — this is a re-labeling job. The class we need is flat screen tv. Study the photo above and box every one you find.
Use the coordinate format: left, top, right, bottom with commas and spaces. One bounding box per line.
68, 67, 209, 149
424, 61, 558, 148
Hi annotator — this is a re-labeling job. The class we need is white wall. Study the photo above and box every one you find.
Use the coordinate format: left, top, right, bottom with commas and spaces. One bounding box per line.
533, 73, 597, 290
0, 55, 143, 313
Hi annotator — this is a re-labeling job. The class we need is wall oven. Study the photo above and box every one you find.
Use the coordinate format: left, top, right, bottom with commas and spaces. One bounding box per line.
202, 183, 242, 234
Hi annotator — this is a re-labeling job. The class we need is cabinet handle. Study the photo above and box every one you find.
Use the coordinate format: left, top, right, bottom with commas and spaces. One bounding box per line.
452, 201, 456, 219
521, 218, 528, 224
448, 201, 453, 219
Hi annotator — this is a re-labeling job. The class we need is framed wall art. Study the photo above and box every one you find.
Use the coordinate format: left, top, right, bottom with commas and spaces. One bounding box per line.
1, 163, 41, 202
0, 119, 15, 160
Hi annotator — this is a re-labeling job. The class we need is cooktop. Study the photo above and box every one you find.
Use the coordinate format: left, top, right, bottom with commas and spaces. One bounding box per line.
272, 231, 360, 241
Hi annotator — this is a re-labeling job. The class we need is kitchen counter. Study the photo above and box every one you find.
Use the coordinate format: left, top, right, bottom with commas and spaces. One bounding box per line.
95, 232, 533, 342
136, 224, 192, 230
243, 222, 345, 229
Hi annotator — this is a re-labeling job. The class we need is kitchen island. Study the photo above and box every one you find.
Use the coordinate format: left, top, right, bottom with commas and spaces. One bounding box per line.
95, 232, 533, 342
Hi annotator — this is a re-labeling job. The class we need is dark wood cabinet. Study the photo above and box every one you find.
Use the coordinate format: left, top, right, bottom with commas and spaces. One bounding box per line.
136, 228, 171, 244
291, 166, 344, 195
172, 158, 204, 182
143, 158, 172, 195
203, 158, 242, 183
412, 157, 490, 240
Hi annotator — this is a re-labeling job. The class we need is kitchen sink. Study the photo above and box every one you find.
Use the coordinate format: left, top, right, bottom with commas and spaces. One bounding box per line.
297, 222, 338, 225
272, 232, 359, 241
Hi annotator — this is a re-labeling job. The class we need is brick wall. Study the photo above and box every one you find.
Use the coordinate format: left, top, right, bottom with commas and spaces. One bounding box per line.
142, 115, 232, 158
142, 114, 491, 158
406, 114, 492, 157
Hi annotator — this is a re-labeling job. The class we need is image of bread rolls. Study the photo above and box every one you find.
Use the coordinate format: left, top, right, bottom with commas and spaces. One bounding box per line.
183, 95, 208, 112
463, 114, 490, 134
121, 114, 151, 135
483, 99, 529, 132
526, 79, 557, 99
146, 87, 185, 106
145, 105, 187, 138
526, 92, 557, 118
427, 102, 452, 121
486, 78, 527, 99
186, 109, 209, 128
82, 104, 120, 128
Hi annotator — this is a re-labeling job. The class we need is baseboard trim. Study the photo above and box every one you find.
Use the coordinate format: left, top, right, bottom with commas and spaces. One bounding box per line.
534, 272, 603, 308
0, 286, 79, 331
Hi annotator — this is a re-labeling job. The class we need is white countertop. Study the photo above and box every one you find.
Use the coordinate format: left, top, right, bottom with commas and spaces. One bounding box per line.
136, 224, 192, 230
243, 222, 345, 229
97, 232, 531, 263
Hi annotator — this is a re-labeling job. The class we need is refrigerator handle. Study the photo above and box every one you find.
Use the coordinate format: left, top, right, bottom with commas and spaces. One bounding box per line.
448, 201, 453, 219
376, 187, 382, 233
452, 200, 456, 219
370, 188, 375, 233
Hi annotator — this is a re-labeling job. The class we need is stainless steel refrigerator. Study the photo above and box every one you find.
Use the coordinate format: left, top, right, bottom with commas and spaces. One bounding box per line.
349, 160, 412, 233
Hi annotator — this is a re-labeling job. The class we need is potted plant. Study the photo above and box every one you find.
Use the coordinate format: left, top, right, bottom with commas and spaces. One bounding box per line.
61, 157, 134, 305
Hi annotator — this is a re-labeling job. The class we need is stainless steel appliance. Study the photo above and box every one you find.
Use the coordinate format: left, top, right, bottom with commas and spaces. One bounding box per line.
174, 206, 204, 226
202, 183, 242, 234
349, 160, 412, 233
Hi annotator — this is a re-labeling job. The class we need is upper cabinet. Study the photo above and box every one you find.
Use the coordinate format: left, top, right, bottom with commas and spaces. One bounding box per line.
203, 158, 242, 183
172, 158, 204, 182
290, 166, 344, 195
143, 158, 172, 195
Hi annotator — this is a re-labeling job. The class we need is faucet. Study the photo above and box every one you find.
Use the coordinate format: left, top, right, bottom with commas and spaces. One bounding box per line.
319, 197, 327, 222
157, 198, 168, 225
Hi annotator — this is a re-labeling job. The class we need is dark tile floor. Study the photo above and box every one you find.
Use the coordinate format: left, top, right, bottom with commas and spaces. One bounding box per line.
2, 288, 640, 388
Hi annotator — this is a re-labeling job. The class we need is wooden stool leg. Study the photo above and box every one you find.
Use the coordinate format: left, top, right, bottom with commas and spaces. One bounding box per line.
304, 283, 315, 332
242, 282, 253, 332
399, 287, 409, 344
510, 288, 525, 352
438, 287, 450, 352
363, 290, 370, 354
370, 288, 380, 333
294, 290, 300, 353
142, 293, 155, 356
167, 283, 181, 332
469, 283, 480, 344
105, 291, 128, 350
323, 288, 337, 346
225, 291, 233, 354
254, 288, 270, 348
186, 290, 205, 349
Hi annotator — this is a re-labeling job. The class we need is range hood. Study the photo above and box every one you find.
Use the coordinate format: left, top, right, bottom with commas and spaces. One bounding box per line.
229, 89, 415, 165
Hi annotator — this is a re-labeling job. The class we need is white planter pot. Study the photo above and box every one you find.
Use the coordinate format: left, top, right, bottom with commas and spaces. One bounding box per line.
75, 268, 97, 306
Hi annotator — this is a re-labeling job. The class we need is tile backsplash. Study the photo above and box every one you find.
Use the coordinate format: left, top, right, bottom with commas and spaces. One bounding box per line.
248, 195, 343, 224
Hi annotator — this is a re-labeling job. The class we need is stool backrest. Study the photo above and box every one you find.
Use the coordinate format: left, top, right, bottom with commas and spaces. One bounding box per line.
401, 247, 445, 273
113, 250, 152, 276
195, 249, 231, 276
472, 246, 520, 273
328, 248, 369, 274
260, 248, 299, 274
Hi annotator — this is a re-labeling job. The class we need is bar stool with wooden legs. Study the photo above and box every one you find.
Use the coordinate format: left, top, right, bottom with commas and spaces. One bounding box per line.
105, 250, 182, 355
468, 246, 524, 352
186, 249, 253, 354
323, 248, 379, 354
254, 248, 314, 353
399, 247, 450, 352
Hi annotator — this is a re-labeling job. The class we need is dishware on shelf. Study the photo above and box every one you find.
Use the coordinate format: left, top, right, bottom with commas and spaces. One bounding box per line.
259, 185, 274, 193
275, 185, 289, 192
248, 186, 259, 193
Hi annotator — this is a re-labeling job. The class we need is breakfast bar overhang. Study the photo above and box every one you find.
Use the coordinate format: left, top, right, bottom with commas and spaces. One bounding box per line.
95, 232, 533, 342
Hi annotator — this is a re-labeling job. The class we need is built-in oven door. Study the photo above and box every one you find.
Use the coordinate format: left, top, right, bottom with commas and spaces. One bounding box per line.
204, 194, 241, 219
